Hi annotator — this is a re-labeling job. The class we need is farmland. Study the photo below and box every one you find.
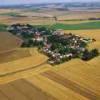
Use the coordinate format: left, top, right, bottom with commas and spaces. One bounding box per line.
0, 32, 22, 53
0, 12, 19, 17
0, 24, 7, 31
0, 6, 100, 100
0, 28, 99, 100
1, 20, 100, 31
0, 48, 31, 64
0, 79, 56, 100
25, 29, 100, 100
1, 8, 100, 25
0, 48, 48, 76
51, 21, 100, 30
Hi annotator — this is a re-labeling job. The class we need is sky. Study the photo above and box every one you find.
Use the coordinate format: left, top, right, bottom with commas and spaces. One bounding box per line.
0, 0, 100, 5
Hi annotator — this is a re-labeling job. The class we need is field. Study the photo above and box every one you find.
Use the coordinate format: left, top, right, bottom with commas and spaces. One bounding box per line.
0, 8, 100, 100
25, 30, 100, 100
52, 21, 100, 30
0, 32, 22, 53
0, 48, 31, 64
0, 29, 99, 100
0, 48, 48, 76
0, 79, 56, 100
1, 9, 100, 25
0, 24, 7, 31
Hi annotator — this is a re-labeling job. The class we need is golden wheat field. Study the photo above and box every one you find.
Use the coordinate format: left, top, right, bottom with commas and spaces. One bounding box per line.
0, 48, 31, 64
0, 29, 99, 100
0, 48, 48, 75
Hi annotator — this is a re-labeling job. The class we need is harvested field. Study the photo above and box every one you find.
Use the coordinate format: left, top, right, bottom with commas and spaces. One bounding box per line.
50, 58, 100, 94
0, 32, 28, 64
0, 16, 54, 25
32, 9, 100, 19
0, 48, 48, 76
0, 48, 31, 64
0, 79, 56, 100
0, 9, 20, 14
27, 74, 88, 100
0, 32, 22, 53
58, 11, 100, 20
41, 70, 100, 100
1, 9, 100, 25
0, 63, 50, 84
25, 56, 99, 100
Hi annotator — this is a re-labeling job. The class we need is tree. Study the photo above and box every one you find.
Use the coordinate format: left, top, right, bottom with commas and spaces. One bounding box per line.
80, 41, 87, 48
81, 49, 99, 61
53, 16, 57, 24
38, 26, 47, 32
28, 39, 34, 47
81, 49, 91, 60
91, 49, 99, 57
21, 42, 27, 47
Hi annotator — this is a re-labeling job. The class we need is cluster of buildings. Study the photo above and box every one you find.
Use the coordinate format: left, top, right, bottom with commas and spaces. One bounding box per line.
7, 24, 34, 36
7, 24, 49, 42
42, 33, 94, 65
43, 47, 73, 64
7, 24, 95, 65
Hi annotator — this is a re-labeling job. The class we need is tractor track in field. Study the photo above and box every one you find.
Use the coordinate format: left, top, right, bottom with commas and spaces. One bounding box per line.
41, 70, 100, 100
0, 60, 47, 78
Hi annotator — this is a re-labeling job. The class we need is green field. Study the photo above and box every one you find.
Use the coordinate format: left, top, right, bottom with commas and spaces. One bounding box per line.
0, 12, 19, 17
0, 21, 100, 32
51, 21, 100, 30
0, 24, 7, 32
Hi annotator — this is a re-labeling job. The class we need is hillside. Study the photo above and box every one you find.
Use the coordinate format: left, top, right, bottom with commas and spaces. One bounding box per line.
0, 32, 22, 53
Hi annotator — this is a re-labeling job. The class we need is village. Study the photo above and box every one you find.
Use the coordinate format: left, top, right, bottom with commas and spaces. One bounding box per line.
7, 24, 99, 65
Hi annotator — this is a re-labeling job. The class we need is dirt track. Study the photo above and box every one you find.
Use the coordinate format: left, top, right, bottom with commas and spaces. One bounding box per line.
0, 61, 47, 77
41, 70, 100, 100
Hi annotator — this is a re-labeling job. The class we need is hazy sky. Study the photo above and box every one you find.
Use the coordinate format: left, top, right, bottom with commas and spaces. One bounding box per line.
0, 0, 100, 5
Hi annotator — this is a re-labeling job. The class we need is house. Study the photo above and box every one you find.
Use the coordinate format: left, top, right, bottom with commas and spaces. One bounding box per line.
53, 29, 64, 36
32, 32, 43, 42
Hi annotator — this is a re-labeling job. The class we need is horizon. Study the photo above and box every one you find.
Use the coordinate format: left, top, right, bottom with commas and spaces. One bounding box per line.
0, 0, 100, 6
